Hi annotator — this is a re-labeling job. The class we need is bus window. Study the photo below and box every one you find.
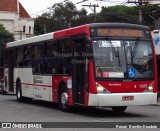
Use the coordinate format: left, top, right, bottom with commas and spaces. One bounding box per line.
63, 59, 71, 75
34, 44, 44, 59
57, 60, 63, 74
24, 46, 33, 60
63, 39, 73, 54
16, 47, 24, 67
46, 41, 56, 57
33, 61, 43, 75
57, 40, 63, 54
23, 46, 33, 67
56, 59, 70, 75
44, 59, 56, 74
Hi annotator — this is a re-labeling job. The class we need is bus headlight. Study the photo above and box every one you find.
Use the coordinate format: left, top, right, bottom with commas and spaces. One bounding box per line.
144, 82, 154, 92
96, 83, 110, 93
148, 86, 153, 92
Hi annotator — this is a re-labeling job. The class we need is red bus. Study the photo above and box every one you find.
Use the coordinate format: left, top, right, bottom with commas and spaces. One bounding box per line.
3, 23, 158, 112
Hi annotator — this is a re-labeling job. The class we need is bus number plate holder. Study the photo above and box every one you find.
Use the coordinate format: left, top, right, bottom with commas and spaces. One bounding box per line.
122, 96, 134, 101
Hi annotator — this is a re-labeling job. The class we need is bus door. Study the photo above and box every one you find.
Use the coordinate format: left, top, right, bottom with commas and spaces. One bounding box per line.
72, 38, 86, 104
8, 50, 14, 92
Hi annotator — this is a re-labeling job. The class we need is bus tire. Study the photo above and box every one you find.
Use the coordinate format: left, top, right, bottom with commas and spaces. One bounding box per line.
16, 82, 24, 102
112, 106, 127, 112
59, 85, 70, 112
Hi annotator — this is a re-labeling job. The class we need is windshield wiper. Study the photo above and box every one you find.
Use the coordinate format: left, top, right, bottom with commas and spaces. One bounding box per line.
107, 39, 120, 66
124, 38, 140, 66
131, 37, 140, 58
107, 40, 119, 57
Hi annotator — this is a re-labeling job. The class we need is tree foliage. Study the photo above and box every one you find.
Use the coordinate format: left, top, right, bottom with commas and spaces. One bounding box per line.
142, 4, 160, 29
34, 1, 92, 34
0, 24, 14, 45
98, 5, 139, 23
34, 1, 159, 35
0, 24, 14, 70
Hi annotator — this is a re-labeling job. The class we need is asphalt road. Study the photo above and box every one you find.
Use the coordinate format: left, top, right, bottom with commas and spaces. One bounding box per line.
0, 94, 160, 129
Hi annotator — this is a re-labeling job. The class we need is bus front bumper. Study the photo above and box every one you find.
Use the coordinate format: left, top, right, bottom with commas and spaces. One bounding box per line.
88, 92, 157, 106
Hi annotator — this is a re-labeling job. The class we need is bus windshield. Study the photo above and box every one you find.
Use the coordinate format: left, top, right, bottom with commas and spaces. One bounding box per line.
92, 39, 154, 79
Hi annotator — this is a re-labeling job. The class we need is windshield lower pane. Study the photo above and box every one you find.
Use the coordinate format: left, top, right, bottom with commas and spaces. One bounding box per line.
92, 39, 154, 79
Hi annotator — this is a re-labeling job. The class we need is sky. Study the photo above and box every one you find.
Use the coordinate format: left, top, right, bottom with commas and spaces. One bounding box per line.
19, 0, 132, 17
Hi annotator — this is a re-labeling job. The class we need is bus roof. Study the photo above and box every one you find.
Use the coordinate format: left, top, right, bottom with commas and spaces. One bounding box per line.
89, 23, 149, 29
6, 23, 149, 48
6, 32, 54, 48
6, 24, 90, 48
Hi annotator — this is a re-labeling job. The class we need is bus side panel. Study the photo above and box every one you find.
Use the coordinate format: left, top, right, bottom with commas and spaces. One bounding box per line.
89, 60, 97, 94
52, 76, 73, 106
14, 68, 53, 101
62, 77, 73, 106
52, 76, 61, 103
33, 75, 52, 101
14, 68, 34, 98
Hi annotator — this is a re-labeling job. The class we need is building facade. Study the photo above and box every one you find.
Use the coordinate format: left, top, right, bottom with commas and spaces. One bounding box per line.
0, 0, 34, 40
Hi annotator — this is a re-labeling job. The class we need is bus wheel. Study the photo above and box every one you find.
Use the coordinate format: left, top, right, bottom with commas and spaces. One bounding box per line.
59, 85, 69, 112
112, 106, 127, 112
16, 82, 23, 102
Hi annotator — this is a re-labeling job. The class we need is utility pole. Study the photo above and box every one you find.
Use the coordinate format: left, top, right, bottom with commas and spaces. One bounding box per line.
15, 31, 23, 40
82, 3, 99, 22
127, 0, 149, 24
76, 0, 99, 22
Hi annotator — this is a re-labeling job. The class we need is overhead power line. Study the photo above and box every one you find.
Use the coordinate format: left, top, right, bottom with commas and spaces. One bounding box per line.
76, 0, 89, 4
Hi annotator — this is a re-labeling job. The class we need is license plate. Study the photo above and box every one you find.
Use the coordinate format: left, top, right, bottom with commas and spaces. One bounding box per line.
122, 96, 134, 101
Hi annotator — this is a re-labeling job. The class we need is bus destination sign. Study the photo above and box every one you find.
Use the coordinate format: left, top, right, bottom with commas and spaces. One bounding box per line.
91, 28, 149, 38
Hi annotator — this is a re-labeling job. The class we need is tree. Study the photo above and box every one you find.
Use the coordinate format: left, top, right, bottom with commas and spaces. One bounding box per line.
34, 1, 89, 34
0, 24, 14, 45
34, 16, 48, 35
99, 5, 139, 24
0, 24, 14, 58
52, 1, 78, 28
141, 4, 160, 29
0, 24, 14, 79
34, 2, 159, 34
